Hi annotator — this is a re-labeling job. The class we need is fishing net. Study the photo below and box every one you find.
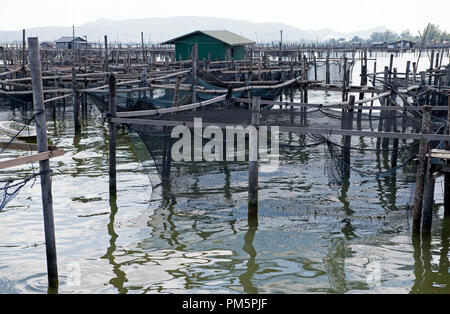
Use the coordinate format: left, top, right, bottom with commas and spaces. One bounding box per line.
87, 72, 284, 113
0, 177, 35, 211
88, 84, 450, 222
307, 59, 356, 83
0, 108, 40, 212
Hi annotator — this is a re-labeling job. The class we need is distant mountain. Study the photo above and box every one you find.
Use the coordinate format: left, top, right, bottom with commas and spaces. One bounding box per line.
0, 16, 391, 44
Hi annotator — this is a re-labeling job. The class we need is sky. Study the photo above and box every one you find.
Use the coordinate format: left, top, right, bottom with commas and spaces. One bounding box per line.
1, 0, 449, 34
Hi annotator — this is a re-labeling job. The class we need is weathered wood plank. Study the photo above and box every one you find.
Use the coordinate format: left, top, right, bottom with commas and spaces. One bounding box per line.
0, 150, 64, 170
0, 142, 57, 151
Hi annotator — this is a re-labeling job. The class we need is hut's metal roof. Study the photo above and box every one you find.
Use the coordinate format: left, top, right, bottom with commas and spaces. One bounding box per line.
55, 37, 86, 43
162, 30, 254, 46
40, 42, 55, 47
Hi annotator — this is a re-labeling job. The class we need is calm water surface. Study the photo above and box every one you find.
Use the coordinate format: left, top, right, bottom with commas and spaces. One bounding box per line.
0, 52, 449, 294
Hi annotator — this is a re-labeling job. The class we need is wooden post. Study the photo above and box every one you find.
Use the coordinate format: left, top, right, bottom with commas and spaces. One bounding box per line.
359, 50, 367, 102
412, 62, 417, 85
358, 50, 367, 128
83, 77, 88, 117
192, 43, 198, 104
279, 30, 283, 65
141, 32, 146, 63
391, 69, 399, 175
108, 74, 117, 193
28, 37, 58, 289
249, 45, 253, 81
289, 62, 294, 124
1, 47, 7, 68
343, 96, 355, 179
52, 70, 58, 120
104, 35, 109, 73
72, 26, 76, 67
388, 54, 394, 82
377, 67, 389, 149
72, 68, 80, 131
173, 76, 182, 107
313, 55, 318, 81
303, 55, 308, 104
248, 96, 260, 214
369, 61, 377, 116
325, 53, 330, 84
405, 61, 411, 89
342, 57, 348, 102
445, 95, 450, 218
383, 67, 397, 150
412, 105, 432, 234
22, 29, 26, 74
422, 147, 435, 234
428, 50, 435, 86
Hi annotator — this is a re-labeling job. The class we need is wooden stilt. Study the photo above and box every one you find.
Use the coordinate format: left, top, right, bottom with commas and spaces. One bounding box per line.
173, 76, 182, 107
412, 105, 432, 234
445, 95, 450, 218
22, 29, 26, 75
422, 147, 435, 234
104, 35, 109, 73
108, 74, 117, 193
72, 68, 80, 131
28, 37, 59, 290
248, 96, 260, 214
192, 43, 198, 104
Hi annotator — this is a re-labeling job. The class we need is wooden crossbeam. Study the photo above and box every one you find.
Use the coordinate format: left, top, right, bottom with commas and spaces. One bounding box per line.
0, 149, 64, 170
43, 94, 72, 104
431, 149, 450, 160
110, 117, 450, 142
115, 94, 227, 118
0, 142, 57, 151
233, 97, 449, 111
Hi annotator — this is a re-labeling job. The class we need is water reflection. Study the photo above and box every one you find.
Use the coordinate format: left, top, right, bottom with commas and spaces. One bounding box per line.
324, 238, 351, 294
239, 214, 259, 294
411, 218, 450, 294
162, 197, 186, 251
101, 192, 128, 293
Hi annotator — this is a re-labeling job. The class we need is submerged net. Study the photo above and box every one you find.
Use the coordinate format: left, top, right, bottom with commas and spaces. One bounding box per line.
89, 86, 448, 222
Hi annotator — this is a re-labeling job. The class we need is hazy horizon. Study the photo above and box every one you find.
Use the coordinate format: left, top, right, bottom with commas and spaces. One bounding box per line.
2, 0, 449, 34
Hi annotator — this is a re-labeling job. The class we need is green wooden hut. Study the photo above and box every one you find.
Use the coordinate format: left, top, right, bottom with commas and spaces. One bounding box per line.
162, 30, 254, 62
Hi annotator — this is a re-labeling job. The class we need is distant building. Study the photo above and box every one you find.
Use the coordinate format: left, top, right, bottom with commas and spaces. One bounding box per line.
387, 40, 414, 49
162, 30, 254, 61
40, 42, 55, 49
370, 41, 387, 49
55, 37, 88, 49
